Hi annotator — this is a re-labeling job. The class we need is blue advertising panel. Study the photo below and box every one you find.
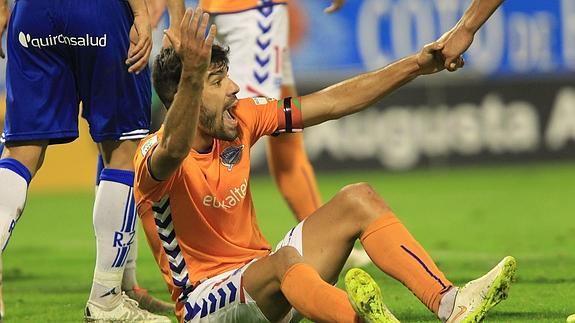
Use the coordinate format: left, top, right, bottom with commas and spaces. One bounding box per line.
290, 0, 575, 77
0, 0, 572, 90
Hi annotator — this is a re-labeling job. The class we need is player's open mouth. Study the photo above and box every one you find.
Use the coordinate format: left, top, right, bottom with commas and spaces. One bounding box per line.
223, 100, 238, 127
223, 109, 235, 120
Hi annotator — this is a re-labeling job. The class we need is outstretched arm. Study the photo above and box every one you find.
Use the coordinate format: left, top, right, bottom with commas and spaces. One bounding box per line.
300, 42, 456, 127
439, 0, 504, 71
149, 8, 216, 180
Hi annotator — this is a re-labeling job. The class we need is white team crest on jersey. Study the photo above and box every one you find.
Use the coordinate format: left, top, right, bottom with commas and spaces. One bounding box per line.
220, 145, 244, 171
140, 135, 158, 156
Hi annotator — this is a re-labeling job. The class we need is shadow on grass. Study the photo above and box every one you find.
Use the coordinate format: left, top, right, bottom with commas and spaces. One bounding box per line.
4, 267, 38, 281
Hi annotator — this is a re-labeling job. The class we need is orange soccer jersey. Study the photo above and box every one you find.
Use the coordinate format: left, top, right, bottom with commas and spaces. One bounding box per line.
200, 0, 288, 14
133, 97, 302, 314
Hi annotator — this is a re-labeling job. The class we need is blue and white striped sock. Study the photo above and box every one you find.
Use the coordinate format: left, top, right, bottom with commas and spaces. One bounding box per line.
89, 168, 138, 306
0, 158, 31, 252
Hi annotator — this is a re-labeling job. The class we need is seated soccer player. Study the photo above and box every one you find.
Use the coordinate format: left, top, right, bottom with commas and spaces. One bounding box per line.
134, 7, 516, 323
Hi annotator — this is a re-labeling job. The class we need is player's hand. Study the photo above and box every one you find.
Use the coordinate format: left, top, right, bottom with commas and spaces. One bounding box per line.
126, 9, 152, 73
324, 0, 345, 14
0, 3, 10, 59
438, 25, 474, 72
162, 25, 179, 49
164, 7, 216, 78
416, 41, 463, 75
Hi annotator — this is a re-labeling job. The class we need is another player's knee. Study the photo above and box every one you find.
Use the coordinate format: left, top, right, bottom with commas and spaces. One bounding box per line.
270, 246, 304, 282
2, 142, 47, 177
99, 139, 138, 171
335, 182, 390, 223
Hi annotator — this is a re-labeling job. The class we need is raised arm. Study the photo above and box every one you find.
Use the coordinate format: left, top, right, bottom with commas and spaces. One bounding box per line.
149, 8, 216, 180
440, 0, 504, 71
300, 42, 455, 127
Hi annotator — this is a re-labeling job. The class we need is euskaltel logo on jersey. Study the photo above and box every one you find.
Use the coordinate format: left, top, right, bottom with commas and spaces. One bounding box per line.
220, 145, 244, 171
18, 31, 107, 49
203, 178, 248, 209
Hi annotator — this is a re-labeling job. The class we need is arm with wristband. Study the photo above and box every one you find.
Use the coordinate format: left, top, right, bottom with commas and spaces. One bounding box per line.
286, 42, 459, 129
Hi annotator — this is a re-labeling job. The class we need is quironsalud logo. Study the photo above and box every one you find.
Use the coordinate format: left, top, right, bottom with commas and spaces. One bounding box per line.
220, 145, 244, 171
18, 32, 30, 48
18, 31, 107, 49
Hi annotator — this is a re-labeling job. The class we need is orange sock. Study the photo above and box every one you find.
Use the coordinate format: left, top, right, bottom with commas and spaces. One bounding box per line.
280, 263, 358, 323
267, 133, 322, 221
361, 213, 453, 314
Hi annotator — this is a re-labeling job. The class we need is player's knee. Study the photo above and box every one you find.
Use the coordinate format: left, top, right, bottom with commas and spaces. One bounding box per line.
271, 246, 303, 281
2, 142, 47, 177
337, 182, 378, 206
335, 182, 390, 223
99, 139, 138, 170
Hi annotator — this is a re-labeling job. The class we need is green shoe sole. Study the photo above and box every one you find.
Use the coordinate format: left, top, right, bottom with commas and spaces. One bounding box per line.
345, 268, 399, 323
462, 256, 517, 323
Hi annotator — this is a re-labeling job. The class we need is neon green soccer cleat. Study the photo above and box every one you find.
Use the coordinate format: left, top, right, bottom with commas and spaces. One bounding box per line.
567, 314, 575, 323
345, 268, 400, 323
445, 256, 517, 323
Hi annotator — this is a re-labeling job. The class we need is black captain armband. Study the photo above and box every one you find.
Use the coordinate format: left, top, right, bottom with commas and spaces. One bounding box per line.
273, 97, 304, 136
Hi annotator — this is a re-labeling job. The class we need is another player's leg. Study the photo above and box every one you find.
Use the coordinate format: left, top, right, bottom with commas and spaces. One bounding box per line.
85, 140, 170, 322
122, 231, 174, 314
94, 154, 173, 315
0, 143, 45, 251
299, 183, 515, 322
267, 84, 321, 221
267, 131, 321, 220
80, 0, 172, 318
0, 142, 47, 321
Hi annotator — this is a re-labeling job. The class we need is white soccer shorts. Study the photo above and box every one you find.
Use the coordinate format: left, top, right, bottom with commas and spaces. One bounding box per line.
211, 4, 294, 100
181, 221, 305, 322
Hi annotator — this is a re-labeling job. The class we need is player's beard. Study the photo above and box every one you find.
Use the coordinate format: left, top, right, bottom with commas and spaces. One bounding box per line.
200, 105, 238, 141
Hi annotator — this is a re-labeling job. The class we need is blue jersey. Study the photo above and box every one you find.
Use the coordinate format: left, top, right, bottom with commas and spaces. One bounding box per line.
3, 0, 151, 144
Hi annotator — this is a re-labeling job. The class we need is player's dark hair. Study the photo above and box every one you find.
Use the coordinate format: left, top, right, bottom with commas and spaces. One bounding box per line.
152, 44, 229, 110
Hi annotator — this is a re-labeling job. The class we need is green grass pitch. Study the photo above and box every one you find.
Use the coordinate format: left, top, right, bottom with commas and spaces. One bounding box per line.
4, 162, 575, 322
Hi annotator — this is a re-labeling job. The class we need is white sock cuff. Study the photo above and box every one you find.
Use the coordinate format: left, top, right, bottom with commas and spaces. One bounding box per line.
94, 269, 124, 288
438, 286, 459, 321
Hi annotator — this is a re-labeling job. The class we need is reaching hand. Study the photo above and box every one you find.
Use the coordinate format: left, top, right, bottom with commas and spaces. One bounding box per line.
126, 10, 152, 73
416, 41, 464, 75
438, 25, 474, 72
0, 4, 9, 59
164, 7, 216, 78
324, 0, 345, 14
